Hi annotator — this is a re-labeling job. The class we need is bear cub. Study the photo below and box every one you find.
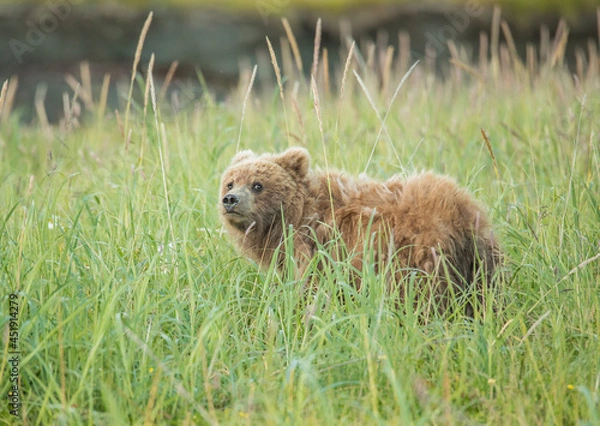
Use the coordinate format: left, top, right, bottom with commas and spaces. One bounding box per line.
219, 147, 500, 314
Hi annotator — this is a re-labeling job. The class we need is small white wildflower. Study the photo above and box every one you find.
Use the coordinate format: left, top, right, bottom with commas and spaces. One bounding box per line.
47, 215, 62, 230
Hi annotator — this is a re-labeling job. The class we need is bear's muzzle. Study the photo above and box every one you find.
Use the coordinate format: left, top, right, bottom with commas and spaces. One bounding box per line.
222, 193, 240, 212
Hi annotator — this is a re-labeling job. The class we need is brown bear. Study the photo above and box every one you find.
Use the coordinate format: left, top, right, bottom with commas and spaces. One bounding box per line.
219, 147, 500, 314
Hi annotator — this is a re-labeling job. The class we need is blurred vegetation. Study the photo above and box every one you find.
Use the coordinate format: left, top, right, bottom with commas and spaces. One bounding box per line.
0, 0, 598, 16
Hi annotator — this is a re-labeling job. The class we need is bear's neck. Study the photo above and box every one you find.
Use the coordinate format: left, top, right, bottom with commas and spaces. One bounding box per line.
304, 170, 356, 220
240, 176, 313, 269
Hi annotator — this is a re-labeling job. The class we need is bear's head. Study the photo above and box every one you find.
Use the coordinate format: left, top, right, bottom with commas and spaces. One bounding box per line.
219, 147, 311, 236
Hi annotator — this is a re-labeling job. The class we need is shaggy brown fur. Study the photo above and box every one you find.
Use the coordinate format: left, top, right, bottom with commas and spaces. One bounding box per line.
219, 147, 500, 314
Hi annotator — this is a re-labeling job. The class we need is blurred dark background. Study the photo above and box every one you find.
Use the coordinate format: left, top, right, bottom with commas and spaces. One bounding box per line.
1, 0, 598, 123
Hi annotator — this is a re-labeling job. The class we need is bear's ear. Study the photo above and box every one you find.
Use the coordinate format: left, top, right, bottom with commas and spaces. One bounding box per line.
231, 150, 256, 165
274, 147, 310, 178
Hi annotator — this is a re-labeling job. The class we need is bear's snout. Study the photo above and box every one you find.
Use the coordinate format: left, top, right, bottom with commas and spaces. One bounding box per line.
222, 193, 240, 212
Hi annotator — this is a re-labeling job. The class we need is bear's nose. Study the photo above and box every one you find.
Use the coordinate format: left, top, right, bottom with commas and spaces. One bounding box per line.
222, 194, 240, 212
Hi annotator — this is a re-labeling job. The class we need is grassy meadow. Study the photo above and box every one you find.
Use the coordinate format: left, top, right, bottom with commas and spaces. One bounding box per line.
1, 12, 599, 425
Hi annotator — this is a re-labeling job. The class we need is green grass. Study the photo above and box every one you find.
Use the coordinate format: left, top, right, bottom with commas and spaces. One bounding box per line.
1, 18, 599, 425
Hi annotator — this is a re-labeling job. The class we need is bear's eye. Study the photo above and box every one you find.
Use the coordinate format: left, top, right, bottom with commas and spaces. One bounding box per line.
226, 182, 233, 190
252, 182, 263, 193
